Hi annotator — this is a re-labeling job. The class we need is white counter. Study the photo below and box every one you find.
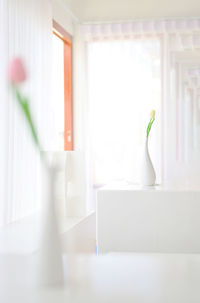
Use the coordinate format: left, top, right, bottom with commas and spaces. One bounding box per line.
97, 182, 200, 254
1, 253, 200, 303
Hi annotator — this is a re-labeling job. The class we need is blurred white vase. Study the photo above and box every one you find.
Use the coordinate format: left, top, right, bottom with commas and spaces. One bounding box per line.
141, 137, 156, 186
38, 164, 64, 288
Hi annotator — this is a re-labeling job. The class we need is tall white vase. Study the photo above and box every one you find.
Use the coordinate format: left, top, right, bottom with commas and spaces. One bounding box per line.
38, 164, 64, 288
141, 137, 156, 186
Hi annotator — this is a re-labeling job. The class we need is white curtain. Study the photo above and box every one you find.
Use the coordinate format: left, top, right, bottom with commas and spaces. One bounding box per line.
0, 0, 53, 226
80, 18, 200, 210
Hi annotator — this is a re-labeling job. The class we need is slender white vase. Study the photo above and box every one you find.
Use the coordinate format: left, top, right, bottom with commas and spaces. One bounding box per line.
38, 164, 64, 288
141, 137, 156, 186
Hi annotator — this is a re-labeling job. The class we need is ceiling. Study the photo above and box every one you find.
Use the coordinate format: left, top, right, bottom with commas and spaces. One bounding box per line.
63, 0, 200, 23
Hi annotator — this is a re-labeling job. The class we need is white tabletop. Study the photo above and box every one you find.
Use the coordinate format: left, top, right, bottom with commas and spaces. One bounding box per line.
98, 180, 200, 191
1, 253, 200, 303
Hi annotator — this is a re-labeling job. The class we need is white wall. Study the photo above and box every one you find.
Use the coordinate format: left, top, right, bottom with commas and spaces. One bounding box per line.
52, 0, 77, 35
63, 0, 200, 23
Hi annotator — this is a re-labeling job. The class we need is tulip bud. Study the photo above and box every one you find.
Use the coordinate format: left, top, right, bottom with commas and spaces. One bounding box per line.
150, 110, 155, 119
8, 57, 26, 84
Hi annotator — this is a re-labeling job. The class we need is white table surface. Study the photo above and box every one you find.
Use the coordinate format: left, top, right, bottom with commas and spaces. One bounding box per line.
1, 253, 200, 303
99, 180, 200, 191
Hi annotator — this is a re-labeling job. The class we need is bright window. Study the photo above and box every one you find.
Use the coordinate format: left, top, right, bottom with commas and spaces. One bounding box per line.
88, 39, 161, 185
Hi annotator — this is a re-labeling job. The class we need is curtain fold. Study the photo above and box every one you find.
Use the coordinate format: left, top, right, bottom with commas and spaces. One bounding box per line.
0, 0, 9, 226
0, 0, 53, 226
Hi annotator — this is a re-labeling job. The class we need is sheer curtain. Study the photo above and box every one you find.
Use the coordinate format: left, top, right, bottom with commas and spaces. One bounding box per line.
0, 0, 53, 226
81, 18, 200, 211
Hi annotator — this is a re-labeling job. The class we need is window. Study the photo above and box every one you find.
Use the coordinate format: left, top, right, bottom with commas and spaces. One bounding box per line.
52, 20, 73, 150
88, 39, 161, 185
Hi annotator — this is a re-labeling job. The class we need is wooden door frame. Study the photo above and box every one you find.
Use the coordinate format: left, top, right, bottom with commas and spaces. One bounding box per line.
53, 20, 73, 150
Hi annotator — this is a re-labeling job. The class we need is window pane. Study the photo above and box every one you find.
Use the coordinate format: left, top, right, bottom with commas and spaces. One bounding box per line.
88, 39, 161, 185
52, 33, 64, 150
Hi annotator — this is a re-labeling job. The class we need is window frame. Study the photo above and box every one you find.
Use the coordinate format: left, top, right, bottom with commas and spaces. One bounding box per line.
53, 20, 73, 151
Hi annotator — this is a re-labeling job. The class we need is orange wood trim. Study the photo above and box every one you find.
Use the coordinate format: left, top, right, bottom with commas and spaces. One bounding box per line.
53, 20, 72, 43
53, 20, 73, 151
64, 41, 73, 150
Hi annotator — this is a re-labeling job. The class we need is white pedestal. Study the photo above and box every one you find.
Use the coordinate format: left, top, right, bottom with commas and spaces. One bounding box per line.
97, 183, 200, 254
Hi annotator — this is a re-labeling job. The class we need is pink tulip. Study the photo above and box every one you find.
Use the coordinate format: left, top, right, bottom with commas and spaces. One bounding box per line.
8, 57, 26, 84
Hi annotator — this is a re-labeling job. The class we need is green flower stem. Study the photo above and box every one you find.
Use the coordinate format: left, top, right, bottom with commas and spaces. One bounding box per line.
146, 118, 155, 138
12, 86, 48, 166
13, 86, 40, 148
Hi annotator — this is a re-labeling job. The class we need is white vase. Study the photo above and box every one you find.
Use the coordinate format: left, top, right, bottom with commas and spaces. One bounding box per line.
141, 137, 156, 186
38, 164, 64, 288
